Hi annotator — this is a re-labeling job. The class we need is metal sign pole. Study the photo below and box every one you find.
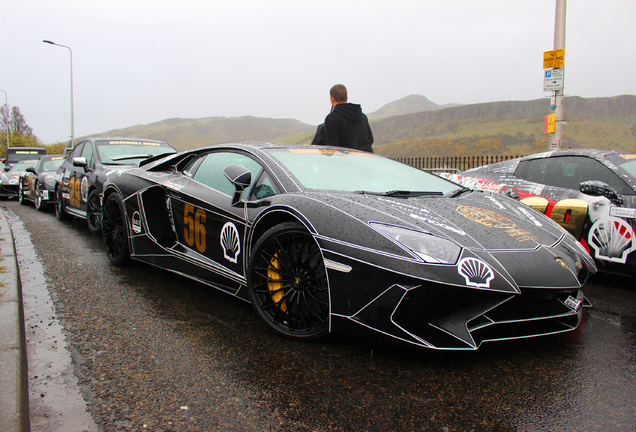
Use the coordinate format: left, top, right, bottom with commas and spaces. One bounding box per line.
549, 0, 567, 150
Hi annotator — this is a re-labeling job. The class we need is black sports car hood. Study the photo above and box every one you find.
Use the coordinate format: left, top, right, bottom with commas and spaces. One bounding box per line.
304, 189, 596, 290
319, 189, 567, 251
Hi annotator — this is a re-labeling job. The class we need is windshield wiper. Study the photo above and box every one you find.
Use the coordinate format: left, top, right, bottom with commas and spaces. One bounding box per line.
110, 154, 154, 161
448, 187, 471, 197
384, 190, 444, 197
356, 190, 444, 197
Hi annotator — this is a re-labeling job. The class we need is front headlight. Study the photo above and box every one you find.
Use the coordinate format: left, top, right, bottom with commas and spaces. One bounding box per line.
371, 223, 461, 264
44, 174, 56, 188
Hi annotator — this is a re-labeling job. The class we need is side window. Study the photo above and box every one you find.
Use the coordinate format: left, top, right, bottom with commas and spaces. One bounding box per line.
70, 142, 85, 160
519, 156, 632, 194
250, 171, 277, 200
80, 142, 95, 168
191, 152, 264, 197
181, 156, 203, 178
543, 158, 579, 190
575, 157, 633, 195
520, 158, 552, 185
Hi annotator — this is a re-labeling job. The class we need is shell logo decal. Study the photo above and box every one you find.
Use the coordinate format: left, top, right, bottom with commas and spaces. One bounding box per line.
588, 217, 636, 264
457, 257, 495, 288
220, 222, 241, 264
81, 176, 89, 202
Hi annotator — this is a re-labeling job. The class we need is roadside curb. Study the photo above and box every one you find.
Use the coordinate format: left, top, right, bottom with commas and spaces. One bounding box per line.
0, 206, 30, 432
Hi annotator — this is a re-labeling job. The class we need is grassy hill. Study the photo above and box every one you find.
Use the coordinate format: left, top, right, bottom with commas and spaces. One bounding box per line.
90, 116, 315, 151
88, 95, 636, 156
372, 95, 636, 157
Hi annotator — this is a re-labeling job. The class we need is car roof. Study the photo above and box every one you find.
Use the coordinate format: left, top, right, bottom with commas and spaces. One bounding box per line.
522, 148, 634, 161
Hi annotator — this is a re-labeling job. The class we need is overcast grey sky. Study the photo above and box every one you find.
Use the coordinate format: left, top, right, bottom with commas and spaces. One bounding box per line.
2, 0, 635, 144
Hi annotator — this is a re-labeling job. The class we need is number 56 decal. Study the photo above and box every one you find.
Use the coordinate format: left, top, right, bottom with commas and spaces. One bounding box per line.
184, 203, 206, 253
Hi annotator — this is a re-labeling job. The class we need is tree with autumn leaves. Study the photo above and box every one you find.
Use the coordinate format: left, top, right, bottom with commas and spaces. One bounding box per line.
0, 104, 66, 158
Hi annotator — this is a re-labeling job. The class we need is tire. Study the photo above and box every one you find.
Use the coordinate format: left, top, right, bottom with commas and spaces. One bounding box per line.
248, 222, 330, 340
34, 182, 44, 211
18, 181, 27, 205
55, 187, 69, 221
102, 193, 130, 266
86, 189, 102, 234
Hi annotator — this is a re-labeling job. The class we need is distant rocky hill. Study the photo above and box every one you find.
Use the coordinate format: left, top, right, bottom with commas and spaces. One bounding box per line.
87, 95, 636, 156
366, 95, 456, 120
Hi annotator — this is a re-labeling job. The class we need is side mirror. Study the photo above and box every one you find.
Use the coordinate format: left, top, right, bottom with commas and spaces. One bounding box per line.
579, 180, 624, 206
72, 157, 87, 168
26, 167, 36, 174
223, 164, 252, 206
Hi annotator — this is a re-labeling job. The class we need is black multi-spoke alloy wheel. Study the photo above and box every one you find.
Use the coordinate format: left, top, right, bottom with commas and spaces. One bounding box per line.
102, 193, 130, 265
87, 189, 102, 234
55, 187, 69, 220
18, 181, 26, 205
34, 182, 43, 211
248, 222, 330, 340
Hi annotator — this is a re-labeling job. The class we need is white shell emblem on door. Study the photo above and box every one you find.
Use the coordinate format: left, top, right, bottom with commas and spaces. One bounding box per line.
220, 222, 241, 264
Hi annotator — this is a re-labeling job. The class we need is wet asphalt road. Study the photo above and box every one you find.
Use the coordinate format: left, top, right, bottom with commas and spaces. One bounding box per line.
3, 199, 636, 432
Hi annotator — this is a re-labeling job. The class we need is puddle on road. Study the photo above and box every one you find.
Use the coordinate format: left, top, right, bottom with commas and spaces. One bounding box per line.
6, 210, 98, 432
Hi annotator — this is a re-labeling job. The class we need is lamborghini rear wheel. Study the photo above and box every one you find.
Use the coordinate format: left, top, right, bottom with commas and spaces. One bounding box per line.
102, 193, 130, 265
248, 222, 330, 340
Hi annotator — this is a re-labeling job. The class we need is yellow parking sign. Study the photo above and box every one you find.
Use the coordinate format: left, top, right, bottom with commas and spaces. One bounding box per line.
545, 114, 556, 133
543, 49, 565, 69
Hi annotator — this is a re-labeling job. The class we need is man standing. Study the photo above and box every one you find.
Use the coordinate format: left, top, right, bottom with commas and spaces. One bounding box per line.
314, 84, 374, 153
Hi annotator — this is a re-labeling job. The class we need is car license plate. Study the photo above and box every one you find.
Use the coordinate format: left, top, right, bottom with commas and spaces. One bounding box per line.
565, 295, 582, 311
42, 190, 49, 200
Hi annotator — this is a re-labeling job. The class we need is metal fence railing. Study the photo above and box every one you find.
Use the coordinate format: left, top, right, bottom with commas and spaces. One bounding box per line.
393, 155, 523, 173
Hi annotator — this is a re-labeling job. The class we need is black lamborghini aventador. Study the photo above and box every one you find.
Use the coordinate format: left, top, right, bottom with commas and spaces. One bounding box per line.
100, 143, 596, 350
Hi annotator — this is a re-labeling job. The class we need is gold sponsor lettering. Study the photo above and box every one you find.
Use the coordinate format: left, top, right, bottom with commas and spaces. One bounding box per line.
549, 199, 589, 239
504, 228, 538, 242
521, 197, 589, 239
521, 196, 550, 214
456, 206, 516, 229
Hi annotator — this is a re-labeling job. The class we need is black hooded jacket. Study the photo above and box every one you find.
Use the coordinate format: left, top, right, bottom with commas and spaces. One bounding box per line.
323, 103, 374, 153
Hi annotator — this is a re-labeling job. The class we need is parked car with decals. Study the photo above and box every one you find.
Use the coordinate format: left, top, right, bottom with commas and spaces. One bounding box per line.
0, 159, 38, 199
442, 149, 636, 276
18, 154, 65, 210
54, 137, 177, 233
100, 142, 596, 350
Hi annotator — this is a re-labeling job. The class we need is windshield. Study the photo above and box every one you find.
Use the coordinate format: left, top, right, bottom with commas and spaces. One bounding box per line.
268, 148, 461, 195
610, 153, 636, 179
8, 160, 37, 171
96, 140, 176, 165
42, 157, 65, 172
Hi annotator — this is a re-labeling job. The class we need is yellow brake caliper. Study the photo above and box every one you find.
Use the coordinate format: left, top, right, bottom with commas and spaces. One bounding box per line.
268, 252, 287, 312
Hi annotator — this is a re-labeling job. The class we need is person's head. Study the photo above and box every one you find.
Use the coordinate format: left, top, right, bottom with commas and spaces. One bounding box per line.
330, 84, 348, 107
577, 192, 611, 224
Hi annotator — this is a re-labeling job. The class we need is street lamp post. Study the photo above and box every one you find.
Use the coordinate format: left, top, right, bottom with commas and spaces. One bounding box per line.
0, 89, 9, 151
43, 40, 75, 147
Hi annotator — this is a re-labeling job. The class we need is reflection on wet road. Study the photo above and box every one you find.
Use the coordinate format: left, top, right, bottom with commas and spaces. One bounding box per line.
5, 200, 636, 431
